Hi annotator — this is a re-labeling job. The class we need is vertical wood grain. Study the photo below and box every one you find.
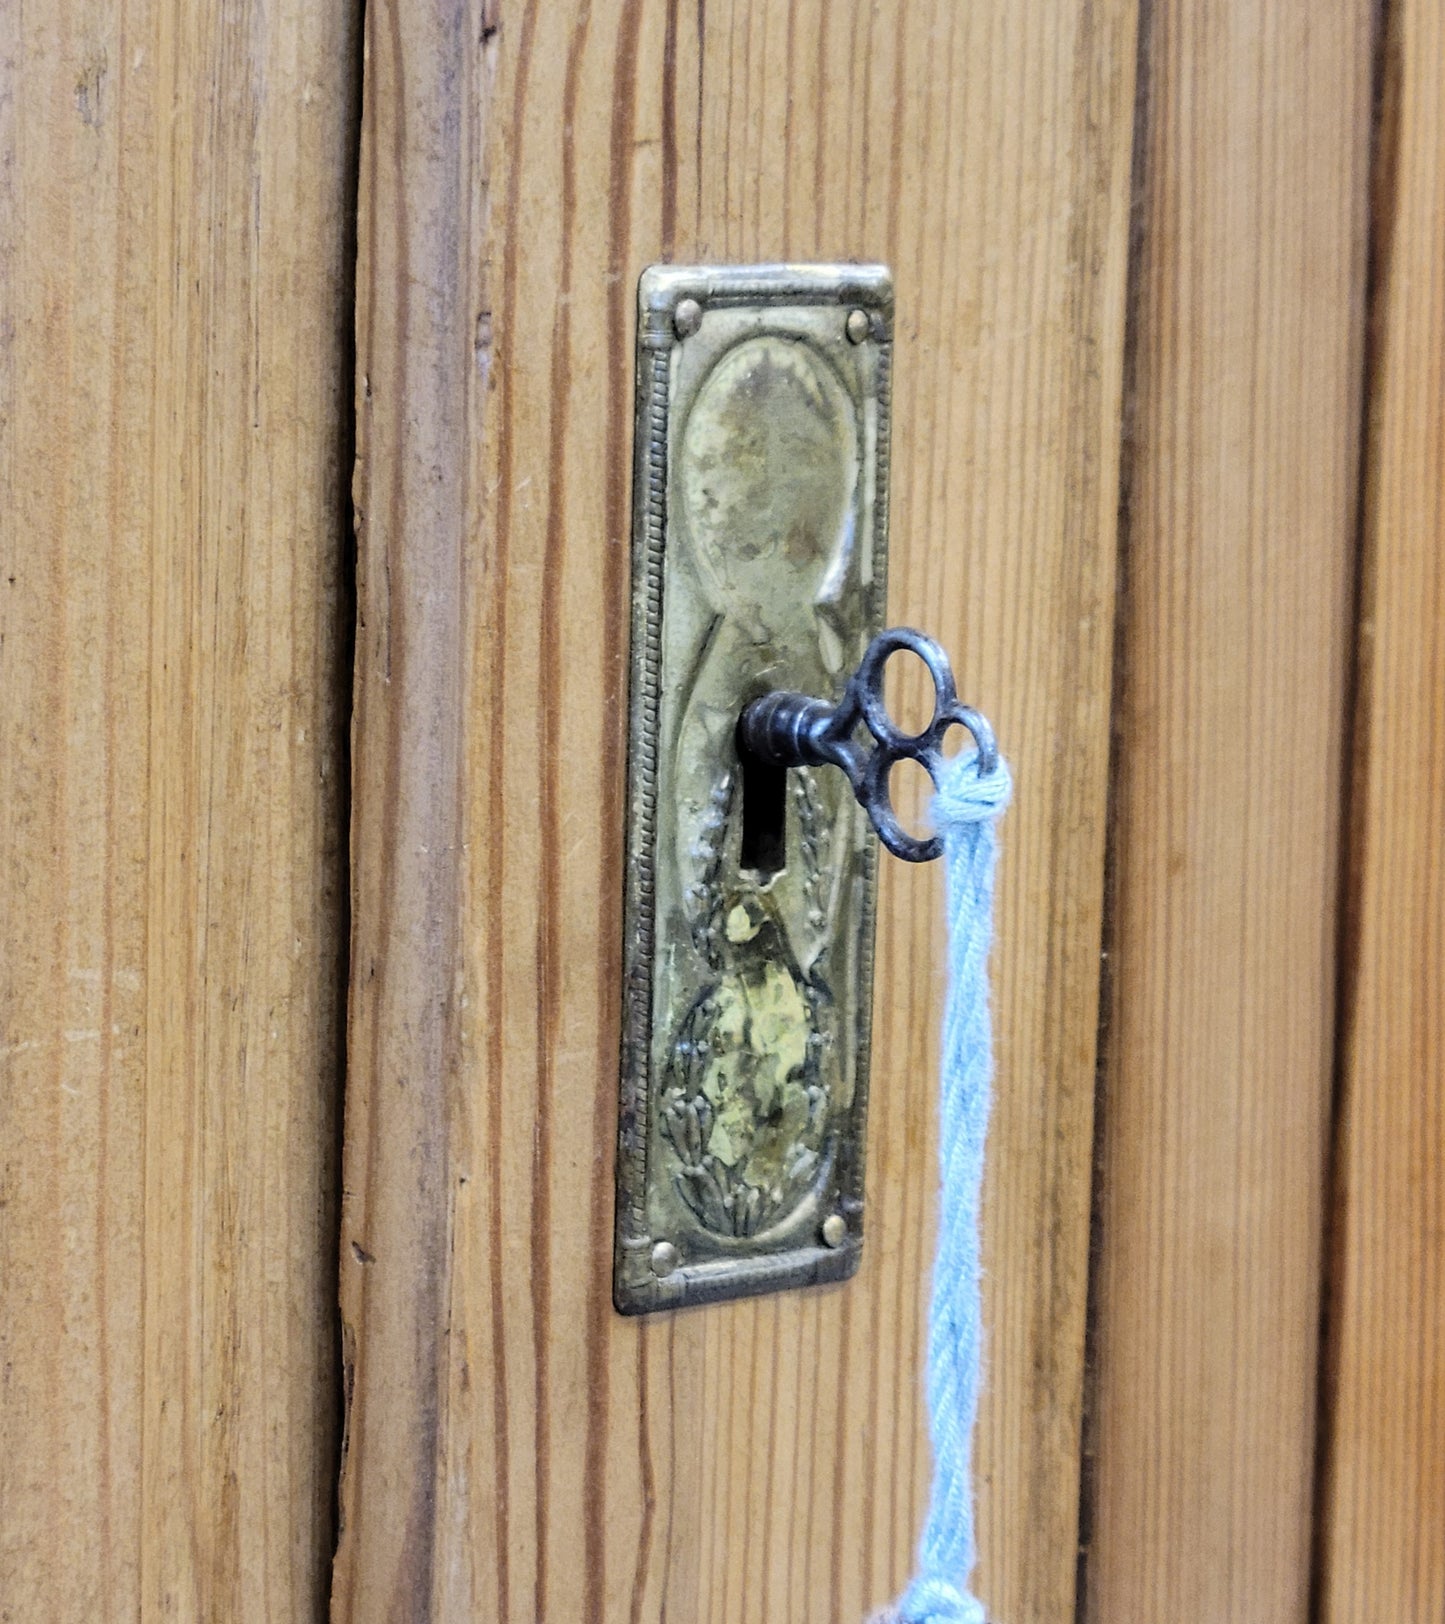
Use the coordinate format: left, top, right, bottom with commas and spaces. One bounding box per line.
1082, 3, 1374, 1620
333, 3, 1136, 1622
0, 1, 358, 1616
1317, 2, 1445, 1617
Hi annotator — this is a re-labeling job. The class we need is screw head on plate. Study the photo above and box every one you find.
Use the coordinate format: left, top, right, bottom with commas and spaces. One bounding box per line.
650, 1239, 681, 1277
821, 1213, 848, 1248
845, 308, 871, 344
673, 297, 703, 338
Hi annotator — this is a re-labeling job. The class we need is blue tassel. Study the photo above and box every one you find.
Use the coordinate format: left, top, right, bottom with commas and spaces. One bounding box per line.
891, 745, 1012, 1624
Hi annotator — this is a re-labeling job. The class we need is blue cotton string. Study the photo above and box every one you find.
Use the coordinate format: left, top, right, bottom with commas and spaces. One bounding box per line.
886, 744, 1012, 1624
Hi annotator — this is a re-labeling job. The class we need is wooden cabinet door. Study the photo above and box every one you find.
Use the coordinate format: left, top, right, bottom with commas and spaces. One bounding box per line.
331, 5, 1133, 1622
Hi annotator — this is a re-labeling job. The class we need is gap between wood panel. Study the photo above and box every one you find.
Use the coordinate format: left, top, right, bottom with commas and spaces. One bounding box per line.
328, 0, 369, 1584
1074, 0, 1159, 1604
1309, 0, 1393, 1615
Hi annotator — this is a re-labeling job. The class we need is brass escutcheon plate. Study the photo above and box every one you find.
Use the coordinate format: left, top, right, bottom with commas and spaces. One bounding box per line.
614, 263, 893, 1314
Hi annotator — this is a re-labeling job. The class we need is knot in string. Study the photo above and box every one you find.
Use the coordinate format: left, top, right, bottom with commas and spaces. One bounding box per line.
932, 747, 1013, 826
892, 745, 1011, 1624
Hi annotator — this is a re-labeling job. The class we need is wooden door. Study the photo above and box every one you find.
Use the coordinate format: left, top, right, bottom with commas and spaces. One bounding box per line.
331, 4, 1133, 1621
3, 3, 1443, 1623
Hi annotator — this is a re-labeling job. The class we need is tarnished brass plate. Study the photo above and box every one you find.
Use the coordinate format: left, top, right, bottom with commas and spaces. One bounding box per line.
615, 264, 892, 1314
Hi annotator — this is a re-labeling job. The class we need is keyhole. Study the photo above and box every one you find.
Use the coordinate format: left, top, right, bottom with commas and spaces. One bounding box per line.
740, 754, 787, 878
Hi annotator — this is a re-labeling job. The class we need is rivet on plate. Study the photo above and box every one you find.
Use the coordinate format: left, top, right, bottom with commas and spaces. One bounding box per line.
845, 308, 871, 344
673, 297, 703, 338
821, 1213, 848, 1248
650, 1239, 681, 1277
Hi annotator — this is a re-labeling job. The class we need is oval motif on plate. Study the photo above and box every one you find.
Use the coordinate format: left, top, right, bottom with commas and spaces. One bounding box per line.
678, 335, 858, 632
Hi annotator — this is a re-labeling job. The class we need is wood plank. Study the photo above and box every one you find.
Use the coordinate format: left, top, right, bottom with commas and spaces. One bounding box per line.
1318, 1, 1445, 1616
331, 2, 1136, 1621
1082, 3, 1374, 1620
0, 2, 358, 1616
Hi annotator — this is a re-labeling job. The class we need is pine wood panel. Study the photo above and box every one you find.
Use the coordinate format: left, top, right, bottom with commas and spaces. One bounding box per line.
1318, 2, 1445, 1616
333, 3, 1136, 1622
0, 1, 358, 1616
1082, 3, 1374, 1620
